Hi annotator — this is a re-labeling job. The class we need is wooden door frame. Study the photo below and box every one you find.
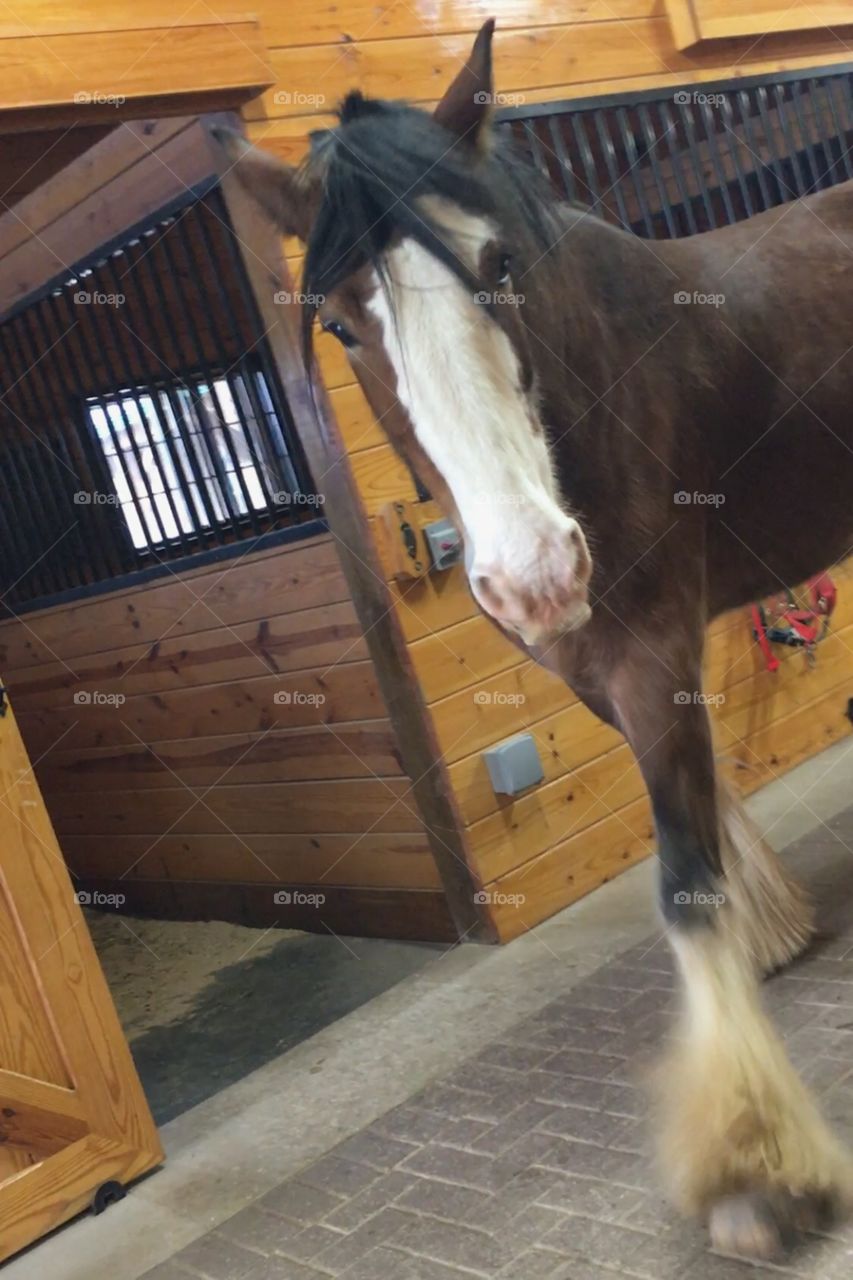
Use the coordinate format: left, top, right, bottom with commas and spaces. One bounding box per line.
0, 702, 163, 1261
205, 115, 489, 941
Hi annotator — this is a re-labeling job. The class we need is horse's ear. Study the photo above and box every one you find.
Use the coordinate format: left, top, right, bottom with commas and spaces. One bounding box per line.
433, 18, 496, 151
211, 127, 316, 241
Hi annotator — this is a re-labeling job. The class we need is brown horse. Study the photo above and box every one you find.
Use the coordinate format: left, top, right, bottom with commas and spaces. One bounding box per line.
217, 21, 853, 1261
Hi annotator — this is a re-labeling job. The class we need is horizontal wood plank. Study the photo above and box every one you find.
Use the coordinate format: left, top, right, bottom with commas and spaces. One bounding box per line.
74, 878, 457, 942
484, 794, 654, 941
0, 22, 272, 123
0, 535, 347, 670
48, 777, 424, 836
36, 720, 404, 790
16, 661, 385, 755
6, 600, 368, 706
60, 830, 440, 889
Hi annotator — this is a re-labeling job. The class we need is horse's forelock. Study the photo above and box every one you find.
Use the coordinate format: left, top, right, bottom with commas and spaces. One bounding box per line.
299, 96, 561, 365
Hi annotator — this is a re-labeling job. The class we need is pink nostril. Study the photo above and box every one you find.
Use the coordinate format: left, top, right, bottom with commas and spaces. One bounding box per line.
473, 574, 502, 611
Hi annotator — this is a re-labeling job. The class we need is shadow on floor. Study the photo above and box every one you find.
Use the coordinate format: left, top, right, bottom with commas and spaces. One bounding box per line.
89, 914, 440, 1125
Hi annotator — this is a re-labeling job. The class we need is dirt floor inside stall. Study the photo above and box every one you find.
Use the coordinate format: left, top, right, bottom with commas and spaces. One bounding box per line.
87, 912, 439, 1123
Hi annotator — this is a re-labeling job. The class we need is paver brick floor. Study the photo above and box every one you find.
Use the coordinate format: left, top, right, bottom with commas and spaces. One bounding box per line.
141, 809, 853, 1279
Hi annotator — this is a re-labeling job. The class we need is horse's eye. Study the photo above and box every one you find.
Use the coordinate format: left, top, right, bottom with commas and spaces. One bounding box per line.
322, 319, 357, 348
497, 253, 512, 285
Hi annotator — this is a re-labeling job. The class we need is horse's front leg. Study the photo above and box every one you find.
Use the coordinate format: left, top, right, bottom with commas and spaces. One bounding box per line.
604, 645, 853, 1259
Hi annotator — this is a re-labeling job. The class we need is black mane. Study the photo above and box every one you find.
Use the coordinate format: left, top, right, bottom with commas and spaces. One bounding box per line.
299, 93, 563, 357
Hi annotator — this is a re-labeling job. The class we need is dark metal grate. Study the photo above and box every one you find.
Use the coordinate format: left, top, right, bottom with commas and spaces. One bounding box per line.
0, 187, 320, 613
497, 64, 853, 237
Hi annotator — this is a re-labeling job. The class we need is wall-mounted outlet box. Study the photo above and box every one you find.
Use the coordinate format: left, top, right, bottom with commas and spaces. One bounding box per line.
423, 519, 463, 571
482, 733, 544, 797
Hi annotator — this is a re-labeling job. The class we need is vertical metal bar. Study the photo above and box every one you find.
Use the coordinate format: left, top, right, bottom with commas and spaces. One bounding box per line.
545, 115, 579, 204
117, 235, 222, 548
591, 109, 632, 228
652, 101, 698, 235
678, 101, 717, 229
756, 85, 795, 201
635, 102, 681, 238
521, 120, 550, 179
79, 245, 191, 549
27, 290, 135, 579
825, 76, 853, 181
60, 267, 173, 549
2, 434, 63, 598
614, 106, 656, 237
18, 297, 123, 585
0, 456, 33, 605
180, 199, 298, 506
197, 187, 316, 504
0, 408, 54, 604
791, 80, 827, 189
95, 244, 197, 556
734, 89, 773, 210
140, 212, 264, 532
1, 308, 106, 588
570, 112, 603, 209
697, 99, 737, 224
43, 284, 153, 560
718, 94, 755, 219
773, 81, 814, 192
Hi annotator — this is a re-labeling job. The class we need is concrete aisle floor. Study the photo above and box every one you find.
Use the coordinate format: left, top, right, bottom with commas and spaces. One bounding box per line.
8, 736, 853, 1280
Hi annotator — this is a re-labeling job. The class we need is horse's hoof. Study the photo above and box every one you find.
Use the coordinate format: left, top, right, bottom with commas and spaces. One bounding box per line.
708, 1194, 785, 1261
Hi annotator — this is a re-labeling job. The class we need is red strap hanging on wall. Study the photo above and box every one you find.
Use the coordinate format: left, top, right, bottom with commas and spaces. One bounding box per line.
751, 572, 836, 673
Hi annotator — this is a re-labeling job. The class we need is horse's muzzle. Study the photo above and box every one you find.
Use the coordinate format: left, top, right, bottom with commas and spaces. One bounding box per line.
469, 517, 593, 647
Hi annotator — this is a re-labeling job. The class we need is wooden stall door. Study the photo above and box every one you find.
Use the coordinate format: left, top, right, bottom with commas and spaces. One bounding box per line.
0, 692, 162, 1262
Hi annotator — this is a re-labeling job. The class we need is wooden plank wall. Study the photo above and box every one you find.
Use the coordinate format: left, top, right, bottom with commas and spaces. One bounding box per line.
0, 535, 454, 941
234, 0, 853, 940
0, 93, 452, 943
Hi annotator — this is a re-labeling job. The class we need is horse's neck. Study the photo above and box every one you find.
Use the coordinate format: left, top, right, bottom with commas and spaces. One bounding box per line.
530, 211, 672, 411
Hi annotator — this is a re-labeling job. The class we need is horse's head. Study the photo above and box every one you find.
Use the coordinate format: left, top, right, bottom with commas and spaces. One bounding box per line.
216, 20, 592, 646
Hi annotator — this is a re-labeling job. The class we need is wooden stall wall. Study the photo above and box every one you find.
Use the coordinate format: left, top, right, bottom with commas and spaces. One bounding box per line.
0, 107, 453, 944
0, 536, 454, 942
237, 0, 853, 941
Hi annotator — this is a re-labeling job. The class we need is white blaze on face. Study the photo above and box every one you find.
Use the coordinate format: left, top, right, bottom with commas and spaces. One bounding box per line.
366, 201, 591, 645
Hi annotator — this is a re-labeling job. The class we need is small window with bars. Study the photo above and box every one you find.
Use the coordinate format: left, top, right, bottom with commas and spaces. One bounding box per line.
85, 365, 302, 553
0, 186, 322, 612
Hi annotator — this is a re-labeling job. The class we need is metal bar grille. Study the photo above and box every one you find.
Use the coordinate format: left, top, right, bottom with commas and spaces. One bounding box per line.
497, 63, 853, 237
0, 187, 320, 613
